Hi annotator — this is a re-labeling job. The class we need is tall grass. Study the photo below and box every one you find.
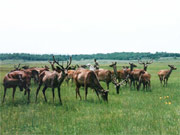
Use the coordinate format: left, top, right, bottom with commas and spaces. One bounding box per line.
0, 60, 180, 135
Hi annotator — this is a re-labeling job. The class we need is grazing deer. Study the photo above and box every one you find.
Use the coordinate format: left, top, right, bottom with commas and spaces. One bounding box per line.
2, 70, 35, 103
35, 56, 72, 104
64, 65, 77, 85
158, 65, 177, 86
65, 70, 76, 85
73, 68, 109, 101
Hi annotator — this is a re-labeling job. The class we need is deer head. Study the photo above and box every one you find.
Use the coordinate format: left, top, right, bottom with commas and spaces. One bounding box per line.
52, 56, 72, 76
129, 63, 137, 71
138, 59, 153, 71
168, 65, 177, 70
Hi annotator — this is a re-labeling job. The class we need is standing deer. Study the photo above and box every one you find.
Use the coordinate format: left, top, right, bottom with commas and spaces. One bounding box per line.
35, 56, 72, 104
73, 68, 109, 101
109, 62, 129, 83
130, 60, 153, 90
158, 65, 177, 86
137, 59, 152, 91
128, 63, 137, 88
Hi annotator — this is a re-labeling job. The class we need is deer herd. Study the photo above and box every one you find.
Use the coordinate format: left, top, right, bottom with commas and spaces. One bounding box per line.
2, 56, 177, 104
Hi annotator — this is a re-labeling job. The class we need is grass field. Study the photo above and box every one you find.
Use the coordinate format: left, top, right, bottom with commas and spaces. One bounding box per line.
0, 60, 180, 135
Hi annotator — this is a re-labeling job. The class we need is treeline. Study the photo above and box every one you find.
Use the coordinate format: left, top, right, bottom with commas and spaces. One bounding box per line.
0, 52, 180, 61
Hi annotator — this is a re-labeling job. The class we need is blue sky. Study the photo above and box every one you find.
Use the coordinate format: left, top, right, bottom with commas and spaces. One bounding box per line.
0, 0, 180, 54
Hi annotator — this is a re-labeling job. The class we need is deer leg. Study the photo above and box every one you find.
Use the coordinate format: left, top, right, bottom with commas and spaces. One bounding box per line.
163, 79, 166, 87
42, 86, 48, 102
57, 87, 62, 104
12, 87, 16, 102
52, 87, 55, 103
2, 87, 7, 103
166, 78, 168, 86
148, 81, 151, 91
137, 81, 141, 91
26, 88, 30, 103
129, 80, 132, 89
76, 86, 81, 100
85, 86, 88, 100
106, 82, 109, 90
24, 89, 27, 95
35, 83, 42, 102
133, 81, 136, 89
95, 90, 100, 101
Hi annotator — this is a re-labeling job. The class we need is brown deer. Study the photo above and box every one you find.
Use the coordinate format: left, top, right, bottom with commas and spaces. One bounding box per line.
130, 60, 153, 89
137, 70, 151, 91
73, 68, 109, 101
136, 59, 152, 91
128, 63, 137, 88
35, 56, 72, 104
2, 70, 35, 103
158, 65, 177, 86
65, 70, 76, 85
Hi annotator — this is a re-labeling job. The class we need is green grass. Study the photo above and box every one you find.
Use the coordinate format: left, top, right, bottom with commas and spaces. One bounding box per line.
0, 60, 180, 135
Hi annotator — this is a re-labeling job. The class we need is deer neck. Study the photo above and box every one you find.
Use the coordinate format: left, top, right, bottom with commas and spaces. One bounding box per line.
130, 66, 134, 71
144, 66, 147, 71
166, 68, 173, 78
112, 65, 118, 77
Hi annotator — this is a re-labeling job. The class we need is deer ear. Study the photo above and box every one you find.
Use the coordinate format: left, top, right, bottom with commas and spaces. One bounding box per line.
168, 65, 171, 67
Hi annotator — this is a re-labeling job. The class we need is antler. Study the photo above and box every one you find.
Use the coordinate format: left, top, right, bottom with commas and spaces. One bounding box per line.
146, 59, 153, 64
48, 60, 56, 70
66, 56, 72, 69
138, 59, 144, 64
52, 56, 64, 70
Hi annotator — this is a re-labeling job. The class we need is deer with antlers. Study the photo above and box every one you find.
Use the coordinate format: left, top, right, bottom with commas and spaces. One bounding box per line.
35, 56, 72, 104
136, 59, 152, 91
73, 68, 109, 101
158, 65, 177, 87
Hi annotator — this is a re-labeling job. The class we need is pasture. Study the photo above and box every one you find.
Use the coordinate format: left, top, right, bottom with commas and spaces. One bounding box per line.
0, 59, 180, 135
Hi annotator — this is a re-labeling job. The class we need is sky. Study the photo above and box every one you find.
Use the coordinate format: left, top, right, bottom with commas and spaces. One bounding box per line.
0, 0, 180, 55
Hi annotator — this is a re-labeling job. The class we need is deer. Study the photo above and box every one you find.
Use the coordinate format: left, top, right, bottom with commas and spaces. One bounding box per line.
73, 68, 109, 101
158, 65, 177, 86
35, 56, 72, 104
2, 70, 35, 103
130, 60, 153, 90
137, 70, 151, 91
128, 63, 137, 88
